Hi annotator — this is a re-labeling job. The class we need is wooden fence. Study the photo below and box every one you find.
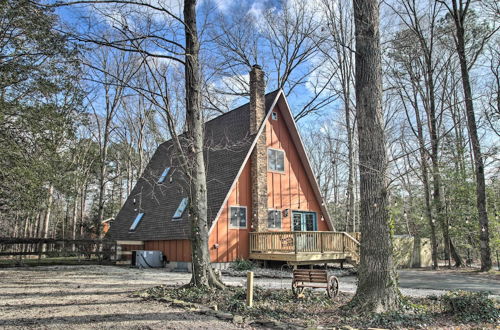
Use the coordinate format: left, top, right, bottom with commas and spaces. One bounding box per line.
0, 237, 117, 265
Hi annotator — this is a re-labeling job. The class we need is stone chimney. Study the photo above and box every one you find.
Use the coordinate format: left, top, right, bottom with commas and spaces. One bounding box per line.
249, 65, 268, 232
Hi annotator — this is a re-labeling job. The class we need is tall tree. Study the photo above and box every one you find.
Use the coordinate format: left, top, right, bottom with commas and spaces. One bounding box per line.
49, 0, 224, 287
440, 0, 494, 271
322, 0, 357, 232
0, 0, 81, 238
351, 0, 400, 312
184, 0, 223, 288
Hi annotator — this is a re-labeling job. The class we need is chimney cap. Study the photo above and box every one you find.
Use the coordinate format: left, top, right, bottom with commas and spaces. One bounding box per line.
252, 64, 262, 70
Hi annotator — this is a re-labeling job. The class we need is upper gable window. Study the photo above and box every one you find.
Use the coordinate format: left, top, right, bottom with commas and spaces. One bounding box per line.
129, 213, 144, 231
158, 167, 171, 183
230, 206, 247, 228
172, 197, 189, 220
268, 148, 285, 172
271, 111, 278, 120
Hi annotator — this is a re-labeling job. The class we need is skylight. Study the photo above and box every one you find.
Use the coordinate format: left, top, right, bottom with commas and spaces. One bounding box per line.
129, 213, 144, 231
173, 197, 189, 220
158, 167, 171, 183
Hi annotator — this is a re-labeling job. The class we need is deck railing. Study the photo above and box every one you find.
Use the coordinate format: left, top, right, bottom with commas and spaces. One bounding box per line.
249, 231, 360, 256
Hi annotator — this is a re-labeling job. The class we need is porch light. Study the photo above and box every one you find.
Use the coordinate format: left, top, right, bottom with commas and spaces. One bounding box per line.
282, 209, 289, 217
213, 243, 219, 249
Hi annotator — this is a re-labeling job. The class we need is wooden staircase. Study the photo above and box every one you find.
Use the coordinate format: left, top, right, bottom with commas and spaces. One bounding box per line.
342, 232, 360, 266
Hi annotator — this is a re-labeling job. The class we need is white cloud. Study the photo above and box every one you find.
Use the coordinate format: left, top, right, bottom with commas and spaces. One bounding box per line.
212, 0, 234, 13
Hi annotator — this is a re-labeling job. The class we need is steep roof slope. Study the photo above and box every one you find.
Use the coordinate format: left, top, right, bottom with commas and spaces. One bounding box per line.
108, 90, 280, 241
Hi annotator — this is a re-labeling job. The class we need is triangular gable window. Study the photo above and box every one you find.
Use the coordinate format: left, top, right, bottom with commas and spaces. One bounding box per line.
172, 197, 188, 220
158, 167, 171, 183
129, 213, 144, 231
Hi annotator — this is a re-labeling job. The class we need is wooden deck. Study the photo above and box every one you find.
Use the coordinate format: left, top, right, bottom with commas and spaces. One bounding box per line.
249, 231, 360, 265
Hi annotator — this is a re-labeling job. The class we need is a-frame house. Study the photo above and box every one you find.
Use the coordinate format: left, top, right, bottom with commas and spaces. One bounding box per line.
108, 66, 359, 270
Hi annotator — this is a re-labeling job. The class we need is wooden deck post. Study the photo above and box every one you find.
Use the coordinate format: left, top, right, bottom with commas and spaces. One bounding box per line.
320, 233, 324, 253
246, 271, 254, 307
293, 232, 298, 255
342, 233, 345, 253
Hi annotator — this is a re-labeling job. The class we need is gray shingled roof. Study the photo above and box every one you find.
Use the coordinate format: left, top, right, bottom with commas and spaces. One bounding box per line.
108, 90, 280, 241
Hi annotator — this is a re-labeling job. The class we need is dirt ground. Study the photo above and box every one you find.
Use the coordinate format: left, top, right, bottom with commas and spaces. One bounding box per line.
0, 266, 239, 329
1, 265, 498, 329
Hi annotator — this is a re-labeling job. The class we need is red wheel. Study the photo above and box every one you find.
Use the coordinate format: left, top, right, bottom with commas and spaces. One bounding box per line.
327, 276, 339, 299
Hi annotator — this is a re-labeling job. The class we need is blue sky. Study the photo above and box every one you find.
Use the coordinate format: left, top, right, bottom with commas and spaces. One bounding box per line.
53, 0, 341, 131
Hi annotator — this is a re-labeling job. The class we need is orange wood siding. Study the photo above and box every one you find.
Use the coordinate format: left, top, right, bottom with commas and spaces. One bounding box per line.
267, 104, 328, 231
208, 103, 328, 263
209, 161, 252, 262
144, 240, 191, 262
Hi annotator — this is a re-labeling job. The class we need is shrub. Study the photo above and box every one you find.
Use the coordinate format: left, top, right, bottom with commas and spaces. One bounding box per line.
231, 258, 254, 271
370, 311, 431, 328
441, 290, 499, 323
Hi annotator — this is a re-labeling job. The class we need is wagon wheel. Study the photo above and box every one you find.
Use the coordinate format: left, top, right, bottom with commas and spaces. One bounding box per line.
326, 276, 339, 299
291, 280, 304, 297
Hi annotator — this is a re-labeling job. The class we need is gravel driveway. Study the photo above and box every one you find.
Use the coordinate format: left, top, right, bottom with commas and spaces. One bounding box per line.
1, 265, 498, 329
0, 266, 238, 329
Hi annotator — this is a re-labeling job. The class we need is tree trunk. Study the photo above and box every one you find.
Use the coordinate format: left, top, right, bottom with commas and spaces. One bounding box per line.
80, 183, 88, 237
72, 195, 78, 250
421, 46, 456, 268
351, 0, 399, 312
411, 92, 439, 269
184, 0, 224, 289
345, 99, 355, 232
96, 141, 108, 236
451, 0, 491, 271
42, 184, 54, 252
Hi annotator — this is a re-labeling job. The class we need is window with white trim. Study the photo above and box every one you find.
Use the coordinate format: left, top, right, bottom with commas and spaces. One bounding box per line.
158, 167, 171, 183
268, 148, 285, 172
230, 206, 247, 228
271, 111, 278, 120
130, 213, 144, 231
173, 197, 188, 220
267, 210, 282, 229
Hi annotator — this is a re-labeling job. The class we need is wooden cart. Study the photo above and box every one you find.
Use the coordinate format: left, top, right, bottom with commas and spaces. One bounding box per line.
291, 269, 339, 299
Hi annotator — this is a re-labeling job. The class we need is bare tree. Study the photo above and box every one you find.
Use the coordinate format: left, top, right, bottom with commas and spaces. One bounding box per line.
321, 0, 357, 231
49, 0, 224, 287
184, 0, 223, 288
386, 0, 468, 267
85, 47, 137, 234
209, 0, 336, 120
439, 0, 497, 271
